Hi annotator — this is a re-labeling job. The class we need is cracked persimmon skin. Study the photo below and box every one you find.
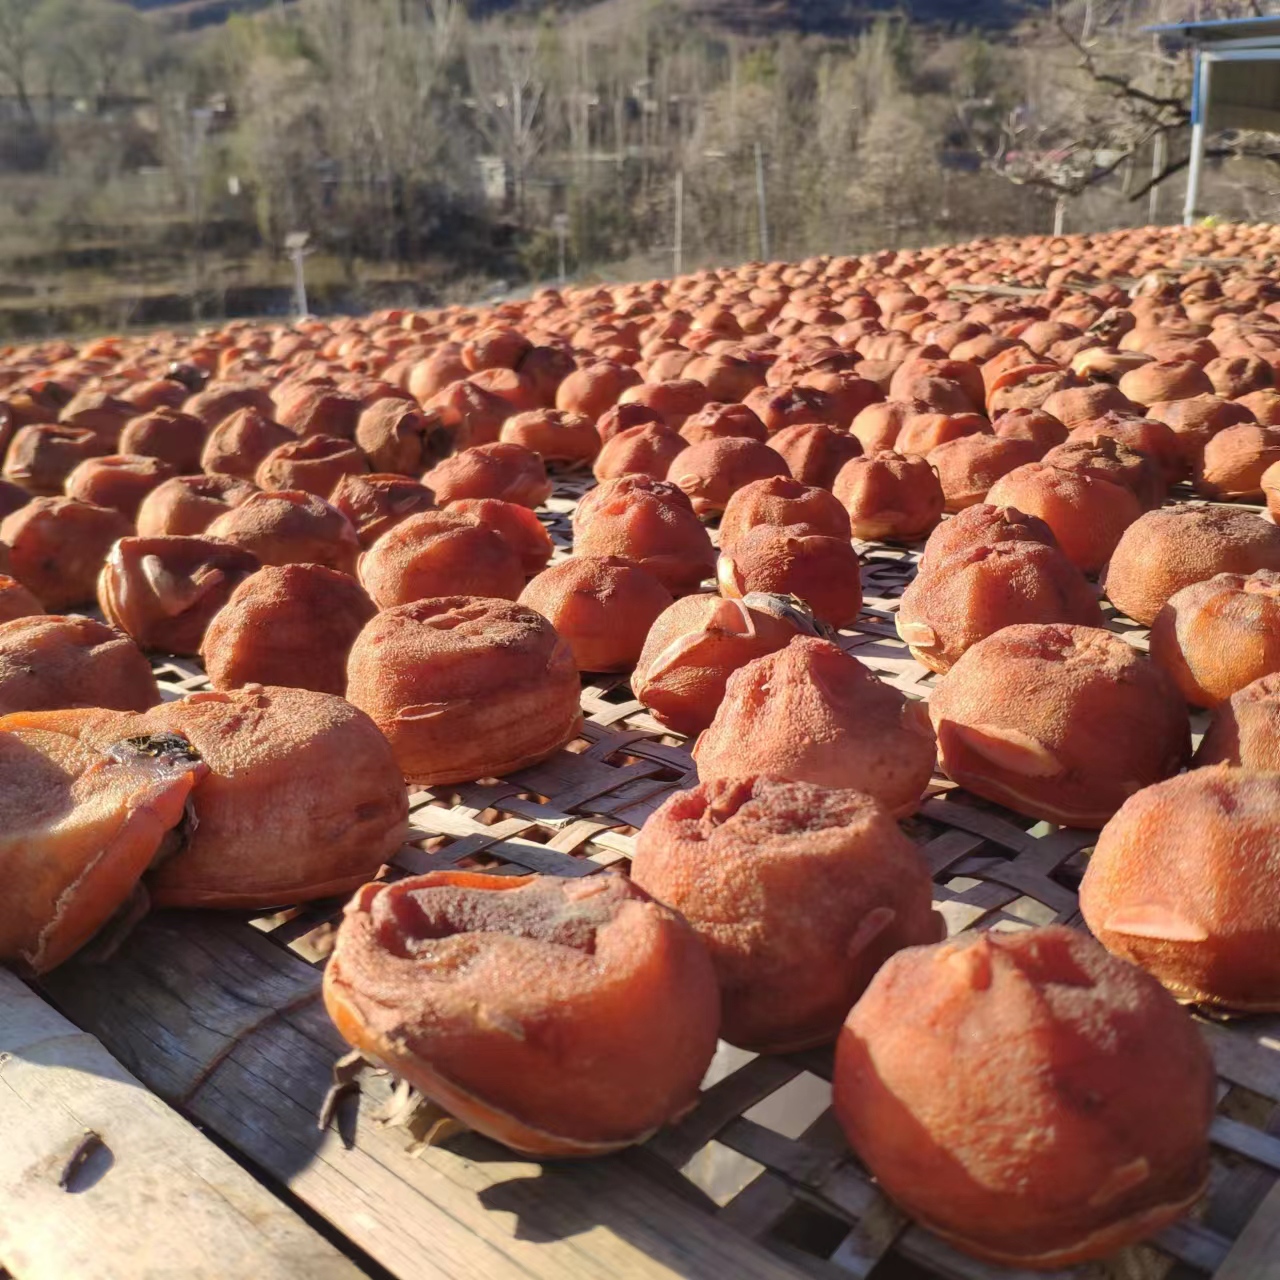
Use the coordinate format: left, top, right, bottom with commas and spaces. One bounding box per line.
718, 528, 863, 630
917, 502, 1058, 572
323, 871, 720, 1157
1102, 506, 1280, 627
345, 597, 583, 786
519, 556, 672, 673
421, 441, 552, 509
1195, 424, 1280, 500
135, 474, 257, 538
64, 454, 175, 520
897, 541, 1102, 675
0, 574, 43, 624
1150, 570, 1280, 708
330, 472, 436, 548
0, 496, 133, 610
929, 624, 1190, 829
694, 637, 936, 819
665, 437, 789, 518
985, 462, 1141, 575
631, 593, 811, 735
204, 489, 360, 576
98, 536, 261, 656
0, 614, 160, 715
201, 563, 376, 696
1081, 767, 1280, 1012
767, 423, 863, 489
926, 434, 1044, 512
833, 925, 1214, 1268
833, 451, 944, 543
254, 434, 368, 498
87, 685, 409, 909
0, 713, 206, 973
200, 407, 293, 481
357, 510, 523, 608
719, 476, 849, 554
446, 498, 553, 578
631, 776, 942, 1053
572, 485, 715, 596
592, 422, 687, 483
1067, 413, 1184, 484
355, 400, 452, 475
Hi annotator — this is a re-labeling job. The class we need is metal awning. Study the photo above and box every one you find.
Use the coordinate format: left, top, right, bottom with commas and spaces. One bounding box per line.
1145, 16, 1280, 224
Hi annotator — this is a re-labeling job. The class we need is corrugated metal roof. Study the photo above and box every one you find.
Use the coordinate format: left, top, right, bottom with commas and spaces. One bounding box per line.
1145, 15, 1280, 44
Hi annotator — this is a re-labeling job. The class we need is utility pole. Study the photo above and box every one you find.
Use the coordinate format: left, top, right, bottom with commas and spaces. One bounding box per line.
285, 231, 312, 318
552, 213, 570, 287
753, 142, 770, 261
1149, 131, 1166, 224
673, 169, 684, 277
1053, 197, 1067, 237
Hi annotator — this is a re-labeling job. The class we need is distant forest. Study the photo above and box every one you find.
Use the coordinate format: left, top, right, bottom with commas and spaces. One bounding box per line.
0, 0, 1271, 333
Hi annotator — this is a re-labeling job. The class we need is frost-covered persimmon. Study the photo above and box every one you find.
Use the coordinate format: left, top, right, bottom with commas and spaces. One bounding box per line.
205, 490, 360, 576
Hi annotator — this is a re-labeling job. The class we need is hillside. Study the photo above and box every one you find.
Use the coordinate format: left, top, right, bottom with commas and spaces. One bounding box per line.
132, 0, 1049, 34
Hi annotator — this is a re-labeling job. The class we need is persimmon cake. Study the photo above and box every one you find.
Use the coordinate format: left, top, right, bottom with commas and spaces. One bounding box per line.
897, 540, 1102, 674
834, 926, 1213, 1266
323, 870, 719, 1156
357, 510, 524, 608
0, 710, 205, 972
1081, 767, 1280, 1011
631, 776, 942, 1052
202, 563, 376, 696
929, 624, 1190, 828
693, 637, 936, 818
631, 592, 820, 736
85, 685, 409, 909
345, 596, 583, 785
0, 615, 160, 715
98, 536, 261, 656
519, 556, 672, 673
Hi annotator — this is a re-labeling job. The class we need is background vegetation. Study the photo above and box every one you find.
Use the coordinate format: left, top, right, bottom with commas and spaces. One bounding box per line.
0, 0, 1272, 333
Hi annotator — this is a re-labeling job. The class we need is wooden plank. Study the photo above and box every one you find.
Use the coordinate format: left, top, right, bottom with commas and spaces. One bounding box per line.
40, 914, 809, 1280
0, 970, 360, 1280
1212, 1180, 1280, 1280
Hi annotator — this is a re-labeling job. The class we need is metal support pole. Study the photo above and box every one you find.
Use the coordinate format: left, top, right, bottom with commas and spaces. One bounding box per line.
1149, 130, 1166, 225
1183, 52, 1210, 227
289, 248, 308, 319
673, 169, 684, 277
753, 142, 770, 261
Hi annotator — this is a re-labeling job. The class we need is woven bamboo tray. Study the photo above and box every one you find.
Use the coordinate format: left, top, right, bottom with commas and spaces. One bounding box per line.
17, 470, 1280, 1280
